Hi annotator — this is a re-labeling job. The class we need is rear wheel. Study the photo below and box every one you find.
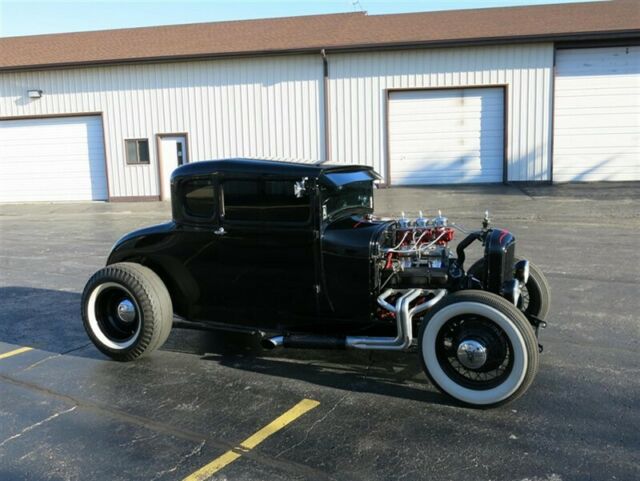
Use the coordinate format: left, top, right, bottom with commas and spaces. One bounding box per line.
81, 262, 173, 361
418, 291, 539, 407
467, 257, 551, 320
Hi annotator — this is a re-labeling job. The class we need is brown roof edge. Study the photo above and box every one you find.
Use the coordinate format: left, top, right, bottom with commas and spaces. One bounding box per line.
1, 0, 639, 71
2, 29, 639, 73
0, 11, 366, 42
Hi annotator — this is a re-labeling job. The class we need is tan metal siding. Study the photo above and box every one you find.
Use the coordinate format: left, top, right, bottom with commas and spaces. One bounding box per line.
328, 44, 554, 182
0, 56, 324, 198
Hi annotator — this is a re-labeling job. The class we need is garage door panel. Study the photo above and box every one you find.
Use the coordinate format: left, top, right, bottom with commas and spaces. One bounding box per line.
553, 46, 640, 182
390, 134, 503, 147
392, 170, 503, 185
390, 124, 504, 136
389, 88, 504, 185
0, 116, 108, 202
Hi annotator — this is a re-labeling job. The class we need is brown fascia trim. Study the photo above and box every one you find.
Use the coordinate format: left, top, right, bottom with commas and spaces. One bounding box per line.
110, 195, 161, 202
1, 29, 639, 73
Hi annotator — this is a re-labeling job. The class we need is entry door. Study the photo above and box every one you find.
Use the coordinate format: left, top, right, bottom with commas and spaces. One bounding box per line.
388, 88, 504, 185
159, 135, 187, 200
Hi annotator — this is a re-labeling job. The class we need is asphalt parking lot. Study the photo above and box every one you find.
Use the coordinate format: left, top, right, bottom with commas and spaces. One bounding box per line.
1, 182, 639, 481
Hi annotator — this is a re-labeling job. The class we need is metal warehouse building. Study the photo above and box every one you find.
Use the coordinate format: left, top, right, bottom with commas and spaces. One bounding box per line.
0, 0, 638, 202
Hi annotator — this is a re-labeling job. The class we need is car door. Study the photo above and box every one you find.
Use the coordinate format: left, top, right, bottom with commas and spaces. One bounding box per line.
214, 175, 318, 330
166, 175, 225, 322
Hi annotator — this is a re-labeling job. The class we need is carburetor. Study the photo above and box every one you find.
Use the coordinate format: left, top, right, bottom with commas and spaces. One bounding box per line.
381, 211, 457, 288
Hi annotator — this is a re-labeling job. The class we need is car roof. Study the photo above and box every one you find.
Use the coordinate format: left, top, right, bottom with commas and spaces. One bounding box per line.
171, 158, 381, 184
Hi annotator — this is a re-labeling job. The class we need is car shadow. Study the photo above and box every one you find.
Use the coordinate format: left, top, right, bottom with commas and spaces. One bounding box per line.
0, 286, 93, 355
164, 326, 455, 406
1, 286, 456, 406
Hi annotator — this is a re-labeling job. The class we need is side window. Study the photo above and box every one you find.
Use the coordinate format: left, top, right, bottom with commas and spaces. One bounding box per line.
263, 179, 310, 222
223, 179, 262, 222
223, 178, 311, 223
182, 178, 216, 218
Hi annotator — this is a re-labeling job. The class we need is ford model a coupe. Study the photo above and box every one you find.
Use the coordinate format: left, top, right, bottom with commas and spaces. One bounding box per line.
82, 159, 550, 407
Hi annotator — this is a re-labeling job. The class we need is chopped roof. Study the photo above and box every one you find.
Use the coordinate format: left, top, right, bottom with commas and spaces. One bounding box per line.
1, 0, 639, 71
171, 158, 378, 184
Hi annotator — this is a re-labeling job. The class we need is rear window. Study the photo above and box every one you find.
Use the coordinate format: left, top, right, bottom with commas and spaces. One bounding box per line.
182, 178, 216, 218
223, 178, 311, 223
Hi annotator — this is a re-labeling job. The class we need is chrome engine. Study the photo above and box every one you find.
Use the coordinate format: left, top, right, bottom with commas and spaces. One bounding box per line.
379, 211, 460, 289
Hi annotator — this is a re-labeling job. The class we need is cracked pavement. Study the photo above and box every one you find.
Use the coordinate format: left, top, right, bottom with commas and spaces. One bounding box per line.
1, 182, 639, 481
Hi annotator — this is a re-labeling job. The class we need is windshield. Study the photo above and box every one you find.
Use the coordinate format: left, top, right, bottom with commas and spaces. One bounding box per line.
321, 180, 373, 220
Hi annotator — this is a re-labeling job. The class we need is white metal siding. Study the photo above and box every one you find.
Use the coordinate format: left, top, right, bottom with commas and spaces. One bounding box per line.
0, 44, 556, 199
328, 44, 554, 182
388, 88, 504, 185
0, 116, 107, 202
0, 56, 324, 198
553, 46, 640, 182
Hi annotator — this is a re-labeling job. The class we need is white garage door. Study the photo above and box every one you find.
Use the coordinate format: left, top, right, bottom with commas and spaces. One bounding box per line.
388, 88, 504, 185
0, 115, 108, 202
554, 46, 640, 182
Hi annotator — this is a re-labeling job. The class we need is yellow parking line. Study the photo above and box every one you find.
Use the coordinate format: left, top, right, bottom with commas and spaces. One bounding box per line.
0, 346, 33, 360
183, 398, 320, 481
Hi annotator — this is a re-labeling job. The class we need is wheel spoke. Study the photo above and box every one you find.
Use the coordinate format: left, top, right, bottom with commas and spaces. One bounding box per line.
436, 314, 514, 390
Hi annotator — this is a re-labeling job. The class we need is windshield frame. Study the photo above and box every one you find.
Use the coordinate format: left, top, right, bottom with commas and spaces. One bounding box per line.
320, 179, 375, 222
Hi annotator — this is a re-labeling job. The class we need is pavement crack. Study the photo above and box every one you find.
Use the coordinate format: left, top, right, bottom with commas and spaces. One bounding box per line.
149, 440, 206, 481
60, 342, 94, 355
0, 405, 77, 449
20, 354, 60, 372
19, 342, 94, 373
274, 393, 348, 459
361, 351, 375, 384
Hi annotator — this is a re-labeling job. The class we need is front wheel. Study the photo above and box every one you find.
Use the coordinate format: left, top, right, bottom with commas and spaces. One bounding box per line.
418, 291, 539, 407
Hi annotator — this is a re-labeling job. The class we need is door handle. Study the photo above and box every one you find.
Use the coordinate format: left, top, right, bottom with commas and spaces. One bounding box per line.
213, 227, 226, 236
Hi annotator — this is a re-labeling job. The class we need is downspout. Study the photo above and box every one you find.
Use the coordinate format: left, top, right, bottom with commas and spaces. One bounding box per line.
321, 49, 331, 163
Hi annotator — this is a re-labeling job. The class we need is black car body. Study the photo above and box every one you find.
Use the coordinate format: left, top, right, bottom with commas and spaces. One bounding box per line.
83, 158, 550, 407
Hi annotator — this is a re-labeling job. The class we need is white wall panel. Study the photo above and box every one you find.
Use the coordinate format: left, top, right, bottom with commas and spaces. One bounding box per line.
328, 44, 554, 182
0, 56, 324, 198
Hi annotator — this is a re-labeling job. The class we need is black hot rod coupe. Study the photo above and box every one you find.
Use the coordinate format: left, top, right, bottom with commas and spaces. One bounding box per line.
82, 159, 550, 407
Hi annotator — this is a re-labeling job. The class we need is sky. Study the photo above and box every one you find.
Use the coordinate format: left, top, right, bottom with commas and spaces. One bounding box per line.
0, 0, 603, 37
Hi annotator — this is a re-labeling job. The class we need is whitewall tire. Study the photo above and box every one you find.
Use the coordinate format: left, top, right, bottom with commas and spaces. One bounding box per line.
419, 291, 539, 407
81, 262, 173, 361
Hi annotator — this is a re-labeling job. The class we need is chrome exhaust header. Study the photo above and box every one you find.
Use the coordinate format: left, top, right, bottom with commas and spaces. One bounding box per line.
261, 288, 445, 352
346, 288, 445, 351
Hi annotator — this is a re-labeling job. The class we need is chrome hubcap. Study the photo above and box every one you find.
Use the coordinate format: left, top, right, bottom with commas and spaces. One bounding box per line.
116, 299, 136, 323
456, 339, 488, 370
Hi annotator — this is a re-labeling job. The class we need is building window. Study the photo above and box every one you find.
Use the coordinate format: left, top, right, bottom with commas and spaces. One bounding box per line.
125, 139, 150, 165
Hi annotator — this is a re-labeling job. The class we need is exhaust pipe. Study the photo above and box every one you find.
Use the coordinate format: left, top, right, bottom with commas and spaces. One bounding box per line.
260, 288, 446, 352
262, 334, 346, 350
261, 335, 284, 350
347, 288, 445, 351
